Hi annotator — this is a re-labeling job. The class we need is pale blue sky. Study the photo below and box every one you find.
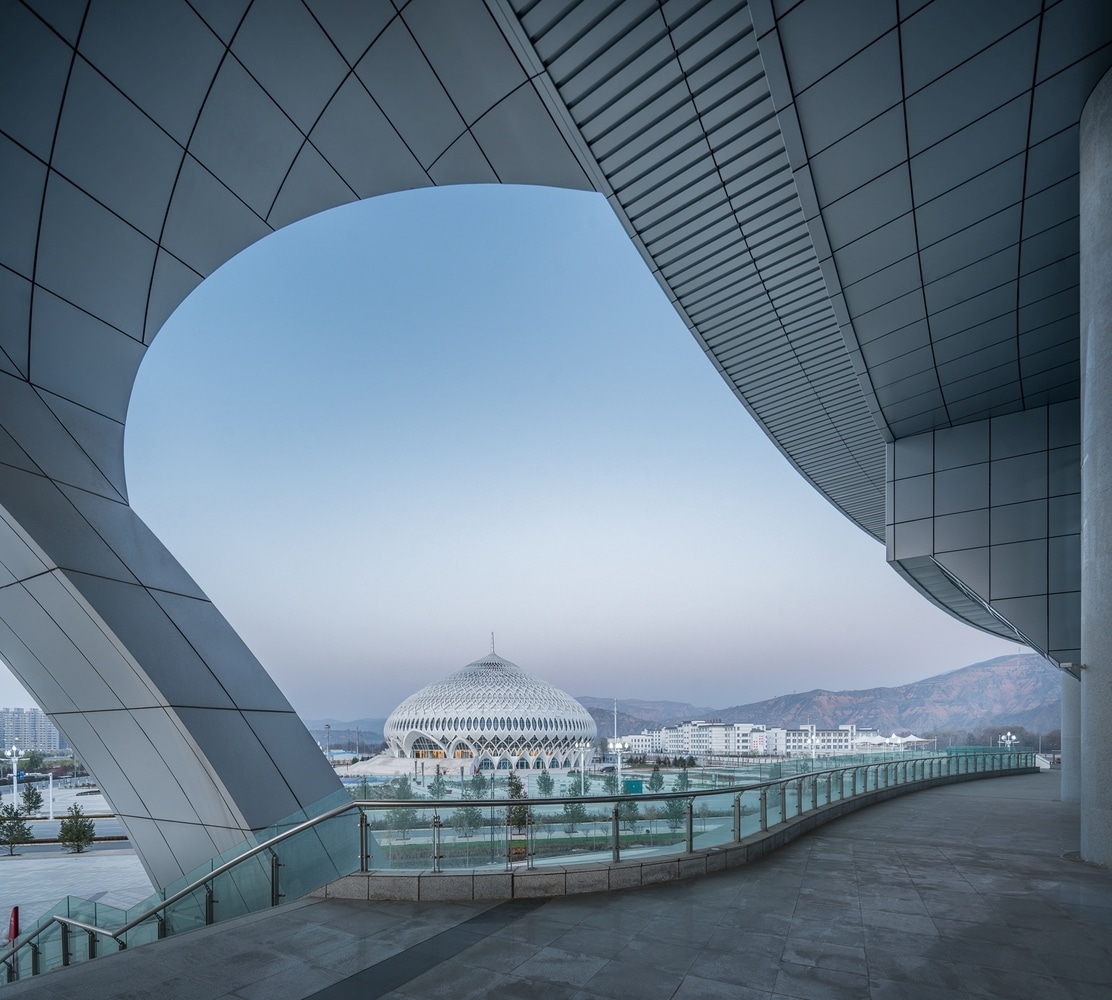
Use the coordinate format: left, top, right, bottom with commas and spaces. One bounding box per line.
1, 184, 1018, 718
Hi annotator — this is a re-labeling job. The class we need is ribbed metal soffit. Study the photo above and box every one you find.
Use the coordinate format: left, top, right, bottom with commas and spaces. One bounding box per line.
506, 0, 888, 539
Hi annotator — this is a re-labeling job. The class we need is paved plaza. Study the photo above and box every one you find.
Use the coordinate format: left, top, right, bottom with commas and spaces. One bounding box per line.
3, 772, 1110, 999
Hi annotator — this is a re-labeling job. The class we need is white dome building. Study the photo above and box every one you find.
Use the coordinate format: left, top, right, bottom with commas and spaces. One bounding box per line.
383, 652, 597, 771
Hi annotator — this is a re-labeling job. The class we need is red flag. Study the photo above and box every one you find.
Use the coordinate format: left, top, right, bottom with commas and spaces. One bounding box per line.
7, 906, 17, 943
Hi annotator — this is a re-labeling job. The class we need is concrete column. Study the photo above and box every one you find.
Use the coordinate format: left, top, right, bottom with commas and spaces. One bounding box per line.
1061, 669, 1081, 803
1080, 66, 1112, 866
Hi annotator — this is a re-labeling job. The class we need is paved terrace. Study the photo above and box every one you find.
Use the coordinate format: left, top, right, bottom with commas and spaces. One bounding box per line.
4, 772, 1110, 1000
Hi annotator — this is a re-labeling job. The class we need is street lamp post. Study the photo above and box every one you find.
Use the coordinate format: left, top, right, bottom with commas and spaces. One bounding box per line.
5, 744, 18, 806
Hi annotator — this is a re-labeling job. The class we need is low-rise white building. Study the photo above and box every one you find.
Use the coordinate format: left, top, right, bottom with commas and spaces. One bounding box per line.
623, 720, 881, 760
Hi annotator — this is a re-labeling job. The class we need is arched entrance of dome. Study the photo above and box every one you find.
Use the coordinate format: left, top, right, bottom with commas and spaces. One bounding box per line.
409, 736, 444, 759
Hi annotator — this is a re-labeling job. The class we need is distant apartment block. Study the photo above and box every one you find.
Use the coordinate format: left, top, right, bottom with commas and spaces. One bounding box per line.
0, 707, 65, 753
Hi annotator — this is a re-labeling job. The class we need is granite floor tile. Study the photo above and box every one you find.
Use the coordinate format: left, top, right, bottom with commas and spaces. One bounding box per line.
864, 949, 967, 991
688, 945, 782, 992
868, 977, 985, 1000
548, 923, 631, 960
510, 946, 609, 988
780, 936, 865, 975
388, 962, 511, 1000
948, 963, 1076, 1000
785, 919, 865, 950
772, 960, 870, 1000
610, 935, 700, 974
482, 977, 581, 1000
668, 973, 777, 999
581, 956, 685, 1000
452, 933, 543, 973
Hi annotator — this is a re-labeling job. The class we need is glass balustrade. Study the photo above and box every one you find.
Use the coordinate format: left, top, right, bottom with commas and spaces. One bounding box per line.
3, 752, 1036, 985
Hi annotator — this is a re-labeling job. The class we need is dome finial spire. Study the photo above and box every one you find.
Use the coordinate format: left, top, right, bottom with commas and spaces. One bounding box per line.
490, 631, 495, 654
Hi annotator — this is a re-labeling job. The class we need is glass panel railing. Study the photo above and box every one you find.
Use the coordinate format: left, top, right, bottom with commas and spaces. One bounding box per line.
160, 887, 206, 937
739, 787, 762, 838
688, 791, 731, 849
25, 912, 62, 975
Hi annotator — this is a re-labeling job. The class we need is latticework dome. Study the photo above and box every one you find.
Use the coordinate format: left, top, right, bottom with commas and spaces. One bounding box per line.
383, 652, 597, 770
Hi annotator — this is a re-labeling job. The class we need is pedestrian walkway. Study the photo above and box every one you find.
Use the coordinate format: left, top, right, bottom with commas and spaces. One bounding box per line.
3, 772, 1110, 999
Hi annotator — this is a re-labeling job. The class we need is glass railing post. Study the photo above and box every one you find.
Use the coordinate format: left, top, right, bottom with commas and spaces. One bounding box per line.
359, 810, 370, 873
86, 930, 96, 960
780, 782, 787, 824
270, 850, 281, 907
612, 805, 621, 862
760, 787, 768, 831
685, 799, 694, 853
526, 814, 535, 870
4, 958, 13, 983
30, 942, 39, 976
204, 886, 215, 926
733, 794, 742, 841
431, 813, 442, 873
60, 924, 69, 967
156, 916, 165, 940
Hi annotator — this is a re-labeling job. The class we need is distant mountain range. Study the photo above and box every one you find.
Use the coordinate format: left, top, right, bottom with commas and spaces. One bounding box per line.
580, 653, 1061, 736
